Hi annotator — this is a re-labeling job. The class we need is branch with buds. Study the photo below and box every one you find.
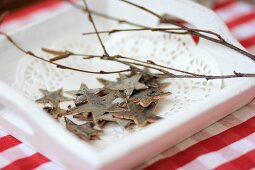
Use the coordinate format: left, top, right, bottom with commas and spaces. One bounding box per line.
0, 1, 255, 81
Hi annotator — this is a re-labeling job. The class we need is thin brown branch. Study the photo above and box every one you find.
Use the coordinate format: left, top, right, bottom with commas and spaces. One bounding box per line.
41, 50, 199, 77
0, 32, 131, 74
103, 56, 255, 80
63, 0, 209, 37
82, 0, 109, 57
63, 0, 146, 28
42, 50, 193, 77
120, 0, 255, 62
41, 48, 72, 62
120, 0, 161, 18
63, 1, 221, 39
40, 48, 255, 80
42, 48, 173, 76
164, 72, 255, 80
42, 48, 103, 59
160, 15, 255, 62
41, 48, 71, 55
83, 27, 222, 40
62, 0, 190, 36
114, 58, 173, 76
82, 29, 187, 37
114, 55, 200, 76
119, 0, 189, 30
1, 5, 255, 80
1, 31, 255, 80
65, 0, 255, 61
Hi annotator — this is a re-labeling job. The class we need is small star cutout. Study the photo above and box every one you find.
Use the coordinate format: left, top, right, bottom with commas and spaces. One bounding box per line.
69, 84, 126, 127
113, 101, 162, 126
36, 88, 72, 107
65, 84, 101, 106
97, 113, 133, 128
43, 106, 68, 118
73, 112, 93, 121
98, 74, 148, 97
130, 88, 171, 107
65, 118, 103, 141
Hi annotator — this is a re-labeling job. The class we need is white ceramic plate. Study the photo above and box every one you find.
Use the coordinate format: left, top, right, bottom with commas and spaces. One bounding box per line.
0, 0, 255, 169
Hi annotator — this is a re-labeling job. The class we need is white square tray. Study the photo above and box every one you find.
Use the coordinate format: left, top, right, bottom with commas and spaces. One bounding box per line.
0, 0, 255, 169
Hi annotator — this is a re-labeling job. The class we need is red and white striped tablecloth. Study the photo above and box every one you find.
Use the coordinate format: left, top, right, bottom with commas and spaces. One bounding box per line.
1, 0, 255, 169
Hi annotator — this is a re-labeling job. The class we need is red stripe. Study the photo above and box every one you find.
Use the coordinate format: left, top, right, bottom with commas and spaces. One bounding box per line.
1, 153, 49, 170
214, 0, 236, 10
215, 149, 255, 170
0, 135, 21, 152
146, 116, 255, 170
2, 0, 62, 24
239, 35, 255, 48
227, 11, 255, 29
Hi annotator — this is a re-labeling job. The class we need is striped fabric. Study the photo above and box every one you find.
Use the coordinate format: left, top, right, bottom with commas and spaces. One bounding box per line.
1, 0, 255, 169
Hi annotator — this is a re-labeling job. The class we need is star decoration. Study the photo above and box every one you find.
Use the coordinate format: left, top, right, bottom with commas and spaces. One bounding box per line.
36, 88, 72, 107
122, 68, 166, 88
69, 84, 126, 126
66, 84, 102, 97
113, 101, 162, 126
35, 72, 170, 141
97, 74, 148, 97
73, 112, 93, 121
141, 74, 161, 88
65, 118, 102, 141
97, 113, 133, 128
66, 84, 101, 106
43, 106, 68, 118
130, 88, 171, 107
74, 95, 87, 106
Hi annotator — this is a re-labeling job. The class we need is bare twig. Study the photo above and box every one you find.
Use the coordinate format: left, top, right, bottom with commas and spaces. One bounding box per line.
0, 32, 131, 74
112, 56, 255, 80
114, 55, 200, 76
42, 48, 103, 59
120, 0, 255, 61
1, 31, 255, 80
107, 56, 255, 80
41, 48, 197, 76
1, 6, 255, 81
41, 48, 73, 62
160, 14, 255, 61
65, 0, 255, 61
63, 1, 224, 42
83, 27, 222, 41
160, 72, 255, 80
82, 0, 109, 57
40, 49, 216, 78
120, 0, 161, 18
63, 0, 146, 28
63, 0, 207, 37
35, 47, 255, 80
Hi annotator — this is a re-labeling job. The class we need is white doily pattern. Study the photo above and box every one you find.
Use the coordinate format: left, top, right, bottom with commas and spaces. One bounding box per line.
14, 32, 222, 150
105, 32, 222, 117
